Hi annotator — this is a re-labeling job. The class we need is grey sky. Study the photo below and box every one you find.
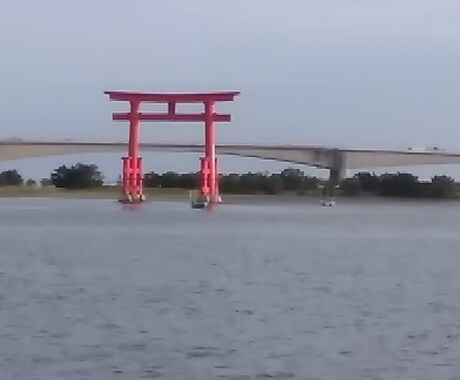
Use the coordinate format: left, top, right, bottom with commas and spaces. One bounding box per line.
1, 0, 460, 156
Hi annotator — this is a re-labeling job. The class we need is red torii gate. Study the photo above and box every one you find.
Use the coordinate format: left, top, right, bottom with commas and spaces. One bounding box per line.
104, 91, 240, 203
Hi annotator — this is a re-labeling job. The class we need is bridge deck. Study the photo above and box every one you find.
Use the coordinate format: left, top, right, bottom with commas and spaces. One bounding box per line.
1, 140, 460, 169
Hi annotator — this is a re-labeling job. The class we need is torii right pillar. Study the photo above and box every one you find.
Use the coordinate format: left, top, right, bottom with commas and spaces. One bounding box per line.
196, 95, 241, 204
202, 101, 219, 202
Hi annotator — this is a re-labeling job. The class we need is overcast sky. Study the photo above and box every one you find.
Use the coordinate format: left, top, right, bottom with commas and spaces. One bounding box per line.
1, 0, 460, 177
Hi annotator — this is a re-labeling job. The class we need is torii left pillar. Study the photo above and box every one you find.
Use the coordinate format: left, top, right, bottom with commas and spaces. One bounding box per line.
105, 91, 240, 204
122, 100, 143, 202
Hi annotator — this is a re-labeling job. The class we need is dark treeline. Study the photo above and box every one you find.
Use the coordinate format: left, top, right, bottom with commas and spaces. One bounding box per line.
341, 172, 458, 199
50, 163, 104, 189
0, 164, 458, 199
144, 168, 320, 195
0, 164, 103, 189
145, 169, 459, 199
0, 169, 23, 186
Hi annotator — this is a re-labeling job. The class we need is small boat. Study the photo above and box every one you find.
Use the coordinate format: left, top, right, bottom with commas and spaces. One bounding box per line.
191, 198, 208, 209
189, 190, 208, 209
320, 198, 336, 207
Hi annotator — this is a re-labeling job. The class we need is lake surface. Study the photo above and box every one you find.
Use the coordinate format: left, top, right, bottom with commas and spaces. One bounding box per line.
1, 197, 460, 380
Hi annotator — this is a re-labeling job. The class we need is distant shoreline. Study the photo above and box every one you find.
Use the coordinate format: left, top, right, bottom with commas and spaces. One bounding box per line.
0, 186, 458, 206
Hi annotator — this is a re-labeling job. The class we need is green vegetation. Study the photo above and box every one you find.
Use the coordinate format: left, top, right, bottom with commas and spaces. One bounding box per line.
0, 169, 23, 186
351, 172, 458, 199
144, 169, 459, 199
40, 177, 53, 187
25, 178, 37, 187
51, 163, 104, 189
340, 177, 361, 196
430, 175, 456, 199
144, 168, 320, 195
0, 164, 458, 200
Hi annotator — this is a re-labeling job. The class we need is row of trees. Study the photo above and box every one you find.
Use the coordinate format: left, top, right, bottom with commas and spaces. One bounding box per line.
144, 170, 458, 199
143, 168, 320, 195
50, 163, 104, 189
341, 172, 458, 199
0, 169, 38, 187
0, 164, 103, 189
0, 164, 458, 199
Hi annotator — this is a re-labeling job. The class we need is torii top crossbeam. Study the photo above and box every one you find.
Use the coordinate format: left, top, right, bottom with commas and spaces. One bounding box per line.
105, 91, 240, 103
104, 91, 241, 123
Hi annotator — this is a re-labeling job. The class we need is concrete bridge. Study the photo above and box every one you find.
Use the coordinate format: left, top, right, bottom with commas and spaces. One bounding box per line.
2, 139, 460, 183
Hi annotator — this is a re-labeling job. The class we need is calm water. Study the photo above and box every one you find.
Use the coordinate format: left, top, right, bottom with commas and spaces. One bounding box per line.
1, 198, 460, 380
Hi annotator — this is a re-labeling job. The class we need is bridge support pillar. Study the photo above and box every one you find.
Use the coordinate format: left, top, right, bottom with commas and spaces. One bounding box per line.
329, 166, 345, 187
324, 150, 346, 198
325, 167, 345, 197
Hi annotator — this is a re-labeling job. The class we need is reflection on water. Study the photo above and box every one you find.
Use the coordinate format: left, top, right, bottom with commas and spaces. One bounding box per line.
1, 198, 460, 379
